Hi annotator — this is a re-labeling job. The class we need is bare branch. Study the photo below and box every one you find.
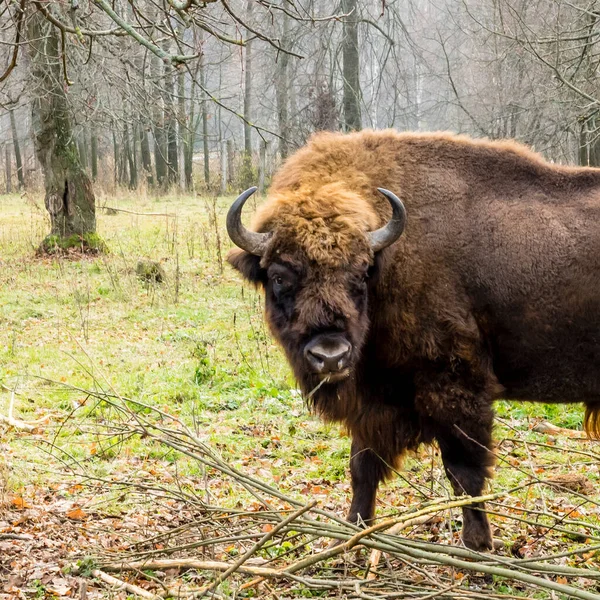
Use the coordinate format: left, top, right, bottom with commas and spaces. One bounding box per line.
0, 0, 26, 83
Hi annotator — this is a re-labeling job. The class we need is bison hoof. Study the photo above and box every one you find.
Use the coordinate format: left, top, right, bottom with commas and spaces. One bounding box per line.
462, 526, 494, 552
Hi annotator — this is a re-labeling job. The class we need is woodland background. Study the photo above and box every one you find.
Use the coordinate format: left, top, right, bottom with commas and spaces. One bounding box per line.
3, 0, 600, 204
3, 2, 600, 599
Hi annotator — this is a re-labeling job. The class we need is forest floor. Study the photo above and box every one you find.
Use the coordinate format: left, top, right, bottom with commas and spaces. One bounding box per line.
1, 191, 600, 599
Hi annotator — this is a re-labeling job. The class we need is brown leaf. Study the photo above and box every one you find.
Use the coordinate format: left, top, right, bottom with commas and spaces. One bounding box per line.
10, 497, 31, 510
65, 508, 87, 521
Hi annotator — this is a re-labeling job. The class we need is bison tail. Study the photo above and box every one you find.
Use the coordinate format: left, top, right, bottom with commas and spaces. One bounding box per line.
584, 403, 600, 440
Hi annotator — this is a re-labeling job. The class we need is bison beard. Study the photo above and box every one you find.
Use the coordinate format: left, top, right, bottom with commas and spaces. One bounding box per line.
226, 129, 600, 552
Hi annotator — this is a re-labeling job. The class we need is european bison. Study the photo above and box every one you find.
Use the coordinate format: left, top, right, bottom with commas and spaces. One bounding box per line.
226, 129, 600, 551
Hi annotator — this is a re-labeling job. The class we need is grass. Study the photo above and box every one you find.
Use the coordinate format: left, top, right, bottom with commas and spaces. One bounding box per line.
0, 191, 349, 496
1, 190, 598, 598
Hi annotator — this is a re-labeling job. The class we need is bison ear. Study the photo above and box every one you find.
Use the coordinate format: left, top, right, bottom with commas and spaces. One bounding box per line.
227, 248, 267, 287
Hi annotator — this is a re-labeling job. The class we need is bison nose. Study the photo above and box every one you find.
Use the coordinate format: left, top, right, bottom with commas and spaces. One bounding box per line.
304, 338, 351, 374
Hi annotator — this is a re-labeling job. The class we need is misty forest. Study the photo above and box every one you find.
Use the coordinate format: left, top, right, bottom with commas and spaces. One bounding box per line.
2, 1, 600, 598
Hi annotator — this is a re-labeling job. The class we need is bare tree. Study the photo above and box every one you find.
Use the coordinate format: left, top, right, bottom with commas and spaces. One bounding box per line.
342, 0, 362, 131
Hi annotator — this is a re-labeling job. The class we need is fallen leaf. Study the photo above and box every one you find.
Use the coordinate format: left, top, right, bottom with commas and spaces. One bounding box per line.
66, 508, 87, 521
10, 497, 31, 510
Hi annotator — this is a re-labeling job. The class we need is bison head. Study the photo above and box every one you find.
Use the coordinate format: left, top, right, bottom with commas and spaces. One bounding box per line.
226, 185, 405, 409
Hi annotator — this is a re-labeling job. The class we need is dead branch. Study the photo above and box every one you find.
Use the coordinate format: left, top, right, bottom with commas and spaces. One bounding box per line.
92, 569, 158, 599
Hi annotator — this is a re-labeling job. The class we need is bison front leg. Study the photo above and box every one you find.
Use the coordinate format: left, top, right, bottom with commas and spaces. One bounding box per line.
434, 407, 495, 551
347, 440, 390, 525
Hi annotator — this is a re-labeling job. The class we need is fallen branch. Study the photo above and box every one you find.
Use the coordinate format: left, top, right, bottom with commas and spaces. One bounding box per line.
197, 500, 317, 597
0, 387, 39, 431
42, 383, 600, 599
532, 420, 588, 439
92, 569, 158, 599
366, 514, 438, 579
101, 206, 176, 217
100, 559, 294, 579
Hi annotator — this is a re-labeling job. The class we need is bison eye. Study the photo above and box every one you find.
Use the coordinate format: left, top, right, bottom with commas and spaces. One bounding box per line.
272, 274, 287, 296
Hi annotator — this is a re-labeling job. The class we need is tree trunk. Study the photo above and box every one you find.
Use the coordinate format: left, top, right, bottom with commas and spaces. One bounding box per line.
178, 69, 187, 190
152, 50, 167, 188
341, 0, 362, 131
90, 125, 98, 181
139, 126, 153, 185
153, 125, 167, 187
227, 140, 235, 186
124, 123, 137, 189
9, 109, 25, 189
117, 127, 128, 187
258, 140, 268, 195
220, 140, 227, 195
241, 0, 253, 188
275, 5, 290, 159
579, 116, 600, 167
184, 115, 195, 192
78, 133, 88, 170
112, 127, 119, 188
5, 143, 12, 194
165, 62, 179, 185
28, 12, 97, 250
132, 123, 138, 185
202, 95, 210, 188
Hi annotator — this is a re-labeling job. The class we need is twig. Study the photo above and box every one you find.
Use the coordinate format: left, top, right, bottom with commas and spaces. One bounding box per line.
101, 206, 176, 217
0, 0, 26, 83
0, 387, 35, 431
198, 501, 317, 597
366, 514, 437, 578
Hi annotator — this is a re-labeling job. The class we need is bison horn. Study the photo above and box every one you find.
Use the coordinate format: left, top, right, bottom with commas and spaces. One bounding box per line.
368, 188, 406, 252
226, 186, 272, 256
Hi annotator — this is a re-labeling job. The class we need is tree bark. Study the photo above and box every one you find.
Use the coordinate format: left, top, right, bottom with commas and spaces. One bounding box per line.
202, 91, 210, 188
341, 0, 361, 131
112, 126, 119, 188
275, 4, 290, 159
139, 126, 153, 185
117, 126, 128, 186
220, 140, 227, 195
90, 125, 98, 181
124, 123, 137, 189
78, 132, 88, 170
28, 12, 97, 249
241, 0, 253, 187
178, 69, 187, 190
258, 140, 268, 195
227, 139, 234, 186
165, 62, 179, 185
152, 50, 168, 187
5, 144, 12, 194
9, 109, 25, 189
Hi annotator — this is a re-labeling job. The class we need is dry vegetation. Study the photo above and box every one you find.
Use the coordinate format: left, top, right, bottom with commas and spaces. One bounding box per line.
2, 192, 600, 599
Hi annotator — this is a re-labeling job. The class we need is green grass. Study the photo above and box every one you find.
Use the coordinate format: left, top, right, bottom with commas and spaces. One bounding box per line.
0, 192, 352, 497
1, 191, 597, 598
0, 189, 592, 498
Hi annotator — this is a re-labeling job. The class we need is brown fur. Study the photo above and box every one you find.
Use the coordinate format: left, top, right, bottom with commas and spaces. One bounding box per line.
228, 129, 600, 551
584, 404, 600, 440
